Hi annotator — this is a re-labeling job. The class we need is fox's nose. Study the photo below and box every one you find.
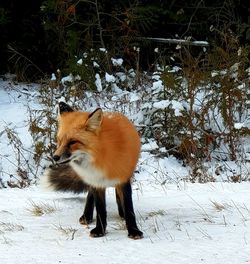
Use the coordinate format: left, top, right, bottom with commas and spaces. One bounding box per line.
53, 155, 60, 162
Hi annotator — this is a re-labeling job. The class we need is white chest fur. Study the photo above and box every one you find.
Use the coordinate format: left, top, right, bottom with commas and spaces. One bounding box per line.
70, 153, 119, 188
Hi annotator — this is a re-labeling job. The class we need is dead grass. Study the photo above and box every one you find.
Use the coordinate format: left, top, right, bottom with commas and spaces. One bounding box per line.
1, 235, 13, 245
147, 209, 166, 217
111, 220, 127, 231
0, 222, 24, 232
210, 200, 226, 211
27, 200, 59, 216
54, 224, 78, 240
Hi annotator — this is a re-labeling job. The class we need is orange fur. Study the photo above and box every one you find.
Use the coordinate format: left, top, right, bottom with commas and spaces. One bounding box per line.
54, 110, 140, 187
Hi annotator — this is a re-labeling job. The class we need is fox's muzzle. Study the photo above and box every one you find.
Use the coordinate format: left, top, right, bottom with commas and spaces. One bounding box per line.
53, 149, 71, 164
52, 155, 60, 162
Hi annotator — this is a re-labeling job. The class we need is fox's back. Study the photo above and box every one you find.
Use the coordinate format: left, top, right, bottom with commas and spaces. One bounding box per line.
97, 112, 140, 183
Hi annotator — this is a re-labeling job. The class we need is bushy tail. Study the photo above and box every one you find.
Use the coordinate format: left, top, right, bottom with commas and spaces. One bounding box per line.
41, 163, 89, 193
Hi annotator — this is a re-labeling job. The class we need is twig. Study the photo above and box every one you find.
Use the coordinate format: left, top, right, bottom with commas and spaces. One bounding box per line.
8, 45, 44, 75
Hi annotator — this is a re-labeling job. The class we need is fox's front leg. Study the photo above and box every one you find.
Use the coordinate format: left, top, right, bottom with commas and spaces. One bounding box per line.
115, 188, 125, 218
79, 189, 95, 225
90, 188, 107, 237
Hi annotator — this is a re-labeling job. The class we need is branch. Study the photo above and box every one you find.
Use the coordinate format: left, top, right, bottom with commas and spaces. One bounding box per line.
138, 37, 209, 47
8, 45, 44, 75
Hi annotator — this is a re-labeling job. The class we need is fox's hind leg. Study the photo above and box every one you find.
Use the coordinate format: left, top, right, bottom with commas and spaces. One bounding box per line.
79, 189, 95, 225
116, 182, 143, 239
89, 188, 107, 237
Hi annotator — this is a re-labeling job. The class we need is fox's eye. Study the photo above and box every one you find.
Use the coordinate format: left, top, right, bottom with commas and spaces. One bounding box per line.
68, 140, 78, 146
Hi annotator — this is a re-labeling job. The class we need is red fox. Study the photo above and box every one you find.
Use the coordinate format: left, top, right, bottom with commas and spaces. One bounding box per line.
43, 102, 143, 239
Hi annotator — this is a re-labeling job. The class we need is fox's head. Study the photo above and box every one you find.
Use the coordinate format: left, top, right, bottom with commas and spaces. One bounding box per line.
53, 102, 103, 164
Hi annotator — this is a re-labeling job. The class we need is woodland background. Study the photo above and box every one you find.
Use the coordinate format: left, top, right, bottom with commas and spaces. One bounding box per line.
0, 0, 249, 80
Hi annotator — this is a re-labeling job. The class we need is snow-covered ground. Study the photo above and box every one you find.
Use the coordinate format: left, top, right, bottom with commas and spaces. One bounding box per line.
0, 79, 250, 263
1, 183, 250, 263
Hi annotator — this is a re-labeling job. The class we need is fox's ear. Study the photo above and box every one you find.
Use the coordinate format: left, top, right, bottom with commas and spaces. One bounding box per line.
85, 108, 103, 132
58, 102, 74, 114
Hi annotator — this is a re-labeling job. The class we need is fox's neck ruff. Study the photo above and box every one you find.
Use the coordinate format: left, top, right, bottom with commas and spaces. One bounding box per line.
70, 152, 120, 188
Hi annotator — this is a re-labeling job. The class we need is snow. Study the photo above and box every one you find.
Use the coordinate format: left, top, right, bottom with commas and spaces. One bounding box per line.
77, 58, 83, 65
99, 48, 107, 53
129, 92, 140, 102
171, 101, 184, 116
234, 122, 245, 129
111, 83, 123, 94
211, 71, 219, 77
105, 73, 116, 83
141, 139, 159, 151
0, 78, 250, 263
152, 80, 164, 91
128, 69, 136, 78
51, 73, 56, 81
169, 66, 181, 72
95, 73, 102, 92
116, 72, 127, 82
153, 100, 184, 116
61, 74, 74, 85
153, 100, 170, 109
152, 73, 161, 80
133, 46, 140, 52
93, 61, 100, 68
1, 183, 250, 263
111, 57, 123, 66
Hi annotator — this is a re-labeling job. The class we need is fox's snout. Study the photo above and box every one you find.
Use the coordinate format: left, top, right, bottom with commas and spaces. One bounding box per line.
53, 149, 71, 163
52, 155, 61, 162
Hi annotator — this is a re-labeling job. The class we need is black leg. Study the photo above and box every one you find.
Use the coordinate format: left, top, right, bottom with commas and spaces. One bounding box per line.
90, 188, 107, 237
115, 187, 124, 218
117, 182, 143, 239
79, 190, 94, 225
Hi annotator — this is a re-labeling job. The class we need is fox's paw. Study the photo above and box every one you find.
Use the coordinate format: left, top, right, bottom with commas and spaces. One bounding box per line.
128, 228, 143, 240
90, 227, 106, 238
79, 215, 93, 225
